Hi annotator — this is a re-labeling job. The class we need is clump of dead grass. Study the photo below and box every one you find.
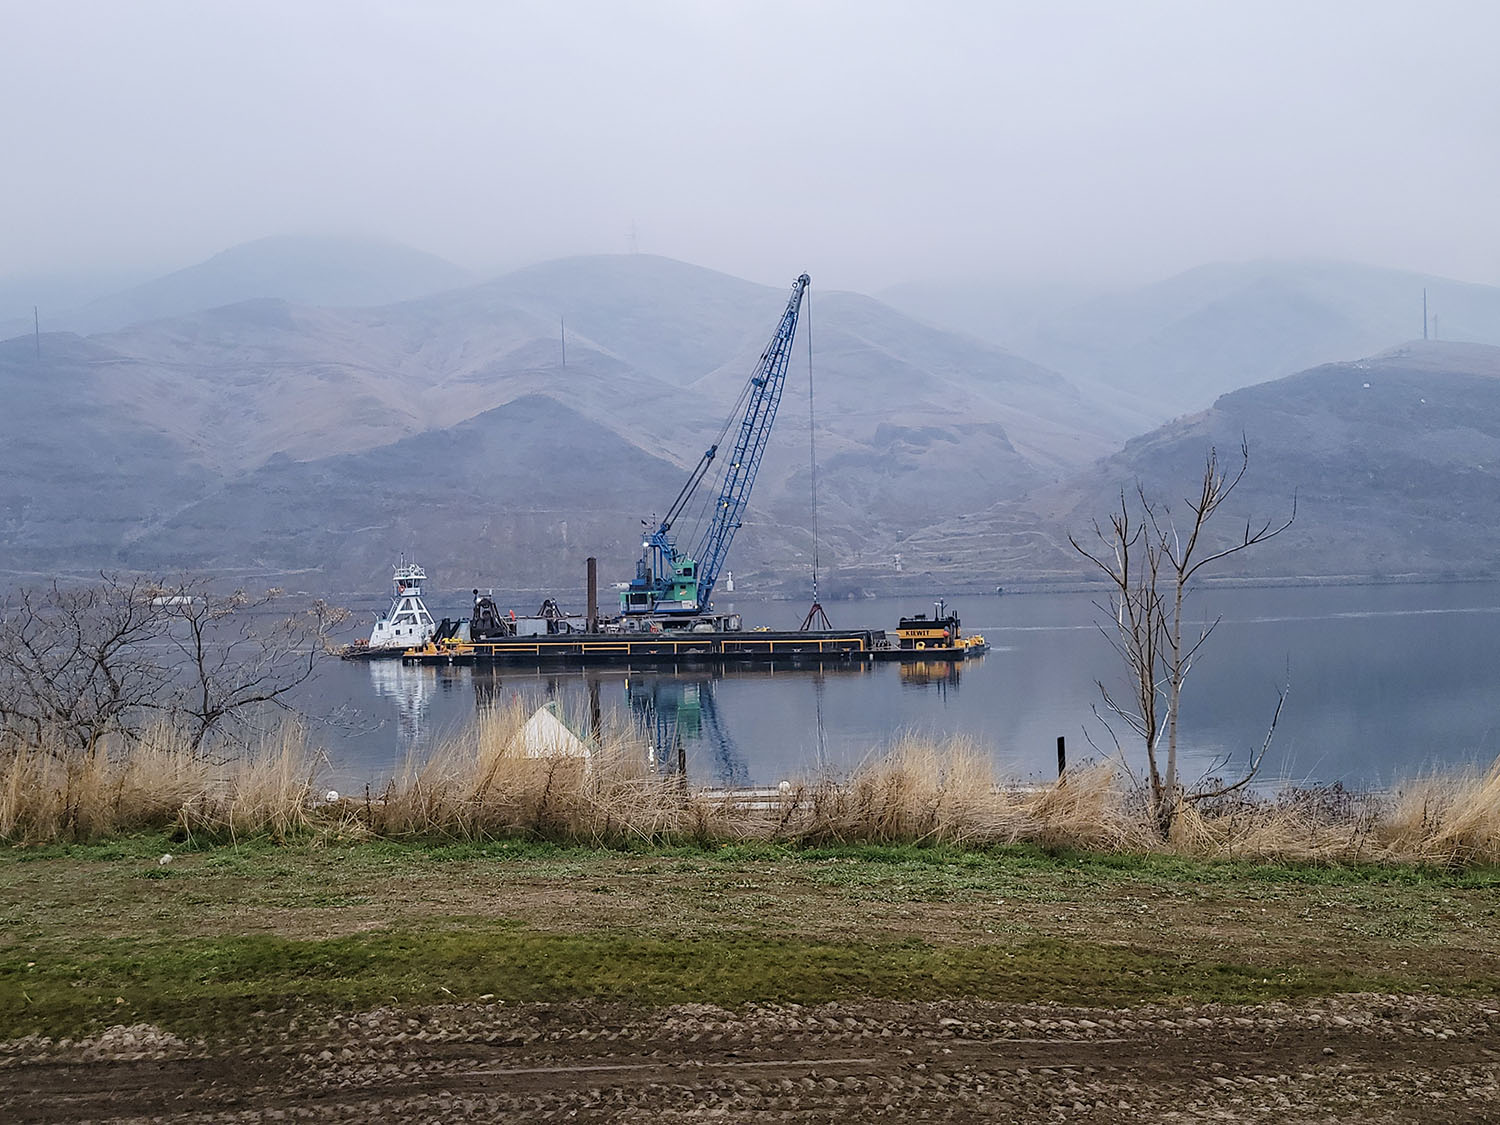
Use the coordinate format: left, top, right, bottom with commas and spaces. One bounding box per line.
210, 723, 325, 842
0, 724, 212, 842
776, 737, 1019, 846
1375, 759, 1500, 867
1166, 798, 1359, 863
0, 721, 324, 843
769, 744, 1157, 852
1021, 761, 1152, 852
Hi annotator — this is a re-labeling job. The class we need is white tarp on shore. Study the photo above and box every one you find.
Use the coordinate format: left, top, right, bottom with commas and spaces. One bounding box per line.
511, 701, 592, 763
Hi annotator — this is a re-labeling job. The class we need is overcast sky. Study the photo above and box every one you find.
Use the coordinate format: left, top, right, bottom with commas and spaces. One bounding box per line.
3, 0, 1497, 292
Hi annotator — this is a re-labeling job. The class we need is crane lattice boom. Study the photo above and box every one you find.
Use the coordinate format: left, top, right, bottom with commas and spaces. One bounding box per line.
620, 273, 810, 617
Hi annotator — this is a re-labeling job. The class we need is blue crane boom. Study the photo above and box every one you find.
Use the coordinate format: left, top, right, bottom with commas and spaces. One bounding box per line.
621, 272, 810, 617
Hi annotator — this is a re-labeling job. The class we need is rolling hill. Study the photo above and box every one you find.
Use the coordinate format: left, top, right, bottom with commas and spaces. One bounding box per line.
881, 341, 1500, 591
0, 254, 1123, 595
12, 245, 1497, 601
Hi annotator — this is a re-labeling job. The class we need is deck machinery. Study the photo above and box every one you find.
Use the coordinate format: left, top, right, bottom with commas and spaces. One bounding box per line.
620, 273, 810, 625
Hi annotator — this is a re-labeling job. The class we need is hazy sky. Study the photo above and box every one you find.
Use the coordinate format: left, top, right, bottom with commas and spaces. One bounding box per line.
4, 0, 1497, 291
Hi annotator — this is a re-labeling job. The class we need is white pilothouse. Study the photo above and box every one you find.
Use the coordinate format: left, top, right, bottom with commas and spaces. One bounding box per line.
366, 563, 437, 652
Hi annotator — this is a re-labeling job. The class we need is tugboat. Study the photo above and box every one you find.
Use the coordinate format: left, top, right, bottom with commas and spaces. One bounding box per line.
342, 562, 438, 659
881, 599, 988, 658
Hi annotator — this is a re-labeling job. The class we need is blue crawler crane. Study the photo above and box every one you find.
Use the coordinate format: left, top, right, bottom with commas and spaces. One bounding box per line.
620, 273, 811, 621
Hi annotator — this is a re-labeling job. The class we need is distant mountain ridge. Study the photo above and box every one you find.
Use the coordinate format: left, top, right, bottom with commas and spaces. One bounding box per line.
3, 235, 473, 340
119, 394, 690, 594
0, 253, 1123, 595
7, 243, 1500, 598
883, 260, 1500, 424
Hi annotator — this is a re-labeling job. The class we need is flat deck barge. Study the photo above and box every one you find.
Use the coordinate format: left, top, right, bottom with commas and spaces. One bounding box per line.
401, 628, 984, 666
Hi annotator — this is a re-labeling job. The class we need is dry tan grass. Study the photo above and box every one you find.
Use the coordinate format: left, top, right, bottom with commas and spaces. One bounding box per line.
4, 711, 1500, 866
359, 700, 746, 844
1166, 800, 1364, 864
774, 737, 1024, 846
0, 722, 319, 843
361, 698, 588, 838
0, 725, 211, 842
1021, 762, 1153, 852
1376, 759, 1500, 867
212, 724, 324, 842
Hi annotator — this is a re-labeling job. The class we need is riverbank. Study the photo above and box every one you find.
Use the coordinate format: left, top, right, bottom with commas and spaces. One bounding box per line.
6, 711, 1500, 867
4, 836, 1498, 1121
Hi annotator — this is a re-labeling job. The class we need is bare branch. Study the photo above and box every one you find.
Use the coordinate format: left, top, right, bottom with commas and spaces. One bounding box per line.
1183, 679, 1288, 806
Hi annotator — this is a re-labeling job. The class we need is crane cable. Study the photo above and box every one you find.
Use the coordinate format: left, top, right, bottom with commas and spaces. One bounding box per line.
678, 361, 758, 552
799, 283, 832, 631
807, 283, 819, 602
681, 285, 799, 558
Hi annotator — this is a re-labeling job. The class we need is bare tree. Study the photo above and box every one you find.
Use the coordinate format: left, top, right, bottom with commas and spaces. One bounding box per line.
1070, 440, 1295, 835
0, 575, 347, 758
152, 583, 348, 752
0, 576, 170, 754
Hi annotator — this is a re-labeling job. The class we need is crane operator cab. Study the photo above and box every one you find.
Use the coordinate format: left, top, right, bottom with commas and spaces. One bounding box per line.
621, 554, 700, 615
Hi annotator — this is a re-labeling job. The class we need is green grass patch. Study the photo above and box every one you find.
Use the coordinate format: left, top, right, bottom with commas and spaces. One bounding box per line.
13, 833, 1498, 890
5, 835, 1498, 1041
0, 922, 1446, 1041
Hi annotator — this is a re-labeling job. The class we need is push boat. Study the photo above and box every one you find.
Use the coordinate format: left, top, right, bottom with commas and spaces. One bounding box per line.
340, 563, 438, 660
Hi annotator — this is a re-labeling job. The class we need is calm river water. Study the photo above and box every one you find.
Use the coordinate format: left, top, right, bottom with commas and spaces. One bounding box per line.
300, 583, 1500, 792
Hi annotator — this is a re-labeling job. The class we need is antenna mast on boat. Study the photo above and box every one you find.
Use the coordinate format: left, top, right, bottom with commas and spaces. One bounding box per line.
800, 281, 832, 631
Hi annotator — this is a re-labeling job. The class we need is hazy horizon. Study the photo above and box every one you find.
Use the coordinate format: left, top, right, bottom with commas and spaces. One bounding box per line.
4, 1, 1498, 294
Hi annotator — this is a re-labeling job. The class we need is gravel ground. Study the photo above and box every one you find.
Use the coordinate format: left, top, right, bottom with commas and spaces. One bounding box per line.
4, 994, 1498, 1123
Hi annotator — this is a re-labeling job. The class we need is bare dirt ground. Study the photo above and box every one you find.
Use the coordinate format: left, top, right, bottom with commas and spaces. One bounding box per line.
5, 994, 1498, 1123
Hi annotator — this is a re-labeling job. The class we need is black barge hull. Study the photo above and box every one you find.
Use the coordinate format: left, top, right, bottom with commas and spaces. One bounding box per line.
401, 629, 983, 666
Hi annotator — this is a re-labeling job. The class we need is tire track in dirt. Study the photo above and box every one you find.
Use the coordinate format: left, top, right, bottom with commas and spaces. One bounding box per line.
4, 995, 1498, 1123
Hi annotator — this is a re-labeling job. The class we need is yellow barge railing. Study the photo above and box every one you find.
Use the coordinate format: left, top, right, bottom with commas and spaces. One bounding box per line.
400, 628, 986, 666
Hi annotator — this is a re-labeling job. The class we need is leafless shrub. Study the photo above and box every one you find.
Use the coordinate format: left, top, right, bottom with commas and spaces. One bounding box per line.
0, 577, 168, 755
0, 575, 347, 761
